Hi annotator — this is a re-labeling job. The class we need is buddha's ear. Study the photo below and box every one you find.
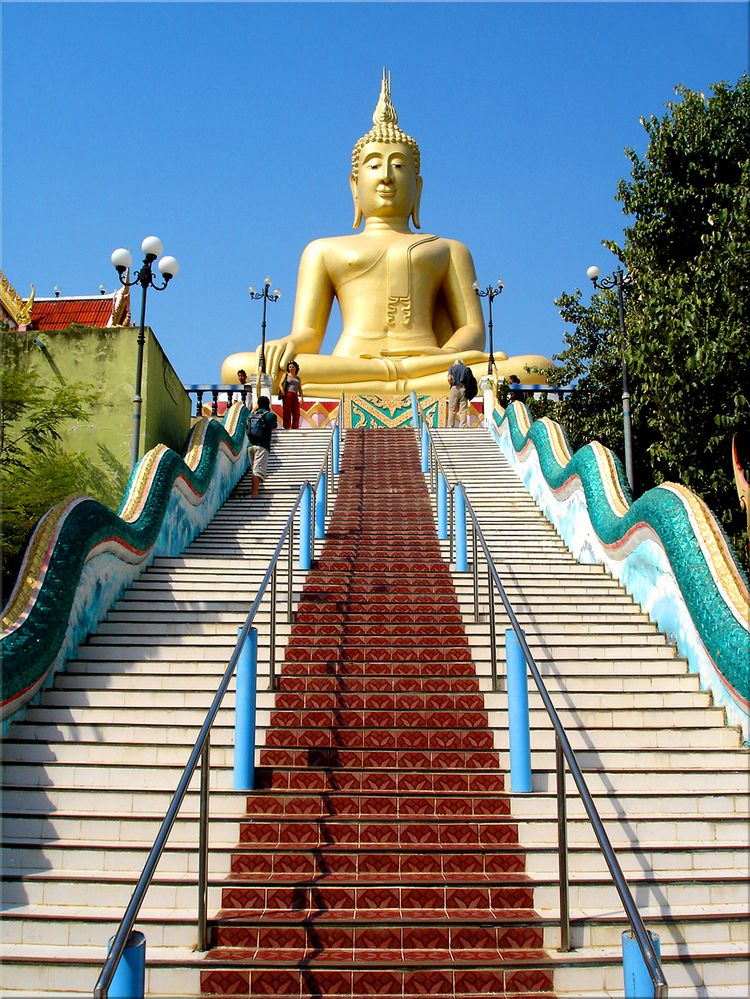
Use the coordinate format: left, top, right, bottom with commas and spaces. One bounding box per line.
411, 175, 423, 230
349, 174, 363, 230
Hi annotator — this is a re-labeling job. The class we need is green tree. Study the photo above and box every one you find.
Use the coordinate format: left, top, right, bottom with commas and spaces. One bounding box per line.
1, 367, 122, 600
553, 77, 750, 565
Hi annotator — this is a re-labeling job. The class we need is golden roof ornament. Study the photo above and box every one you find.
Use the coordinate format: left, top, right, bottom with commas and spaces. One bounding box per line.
0, 271, 34, 329
351, 69, 421, 180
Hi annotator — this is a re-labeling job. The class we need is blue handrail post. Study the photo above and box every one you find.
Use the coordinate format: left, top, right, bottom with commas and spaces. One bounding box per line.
410, 390, 419, 428
107, 930, 146, 999
437, 472, 448, 540
454, 486, 468, 572
506, 628, 532, 792
298, 483, 312, 570
421, 421, 430, 473
332, 424, 340, 475
233, 627, 257, 790
622, 930, 661, 998
315, 474, 326, 539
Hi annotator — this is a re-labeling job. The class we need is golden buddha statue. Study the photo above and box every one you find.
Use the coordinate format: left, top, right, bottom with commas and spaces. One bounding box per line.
222, 72, 552, 395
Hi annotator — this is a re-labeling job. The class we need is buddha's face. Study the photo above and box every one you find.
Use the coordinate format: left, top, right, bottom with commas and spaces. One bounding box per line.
351, 141, 422, 226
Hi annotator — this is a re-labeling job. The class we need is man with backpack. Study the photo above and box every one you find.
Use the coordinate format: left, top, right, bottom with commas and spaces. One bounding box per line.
246, 396, 278, 498
447, 358, 477, 428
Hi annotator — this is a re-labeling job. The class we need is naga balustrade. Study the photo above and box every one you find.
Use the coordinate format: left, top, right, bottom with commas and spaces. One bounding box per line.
417, 409, 668, 998
93, 412, 341, 999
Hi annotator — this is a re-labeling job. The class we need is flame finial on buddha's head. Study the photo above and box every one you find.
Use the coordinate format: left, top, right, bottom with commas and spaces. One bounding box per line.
351, 69, 421, 180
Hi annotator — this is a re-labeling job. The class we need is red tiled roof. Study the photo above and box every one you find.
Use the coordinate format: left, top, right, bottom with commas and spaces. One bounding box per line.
29, 297, 115, 331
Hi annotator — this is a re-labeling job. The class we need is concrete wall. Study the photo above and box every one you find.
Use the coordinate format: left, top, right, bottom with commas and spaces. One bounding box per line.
2, 327, 191, 501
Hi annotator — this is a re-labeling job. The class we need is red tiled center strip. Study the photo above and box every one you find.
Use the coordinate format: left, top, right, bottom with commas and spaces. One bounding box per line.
203, 429, 556, 998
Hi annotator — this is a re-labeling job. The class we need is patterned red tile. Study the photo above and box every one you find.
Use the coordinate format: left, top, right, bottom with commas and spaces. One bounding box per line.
446, 885, 490, 909
301, 970, 351, 995
442, 851, 484, 874
453, 968, 506, 993
215, 926, 258, 948
401, 851, 441, 874
403, 968, 453, 995
351, 969, 403, 995
354, 924, 402, 949
498, 924, 544, 949
485, 851, 526, 874
481, 822, 520, 846
257, 925, 306, 949
504, 968, 554, 993
403, 924, 450, 951
274, 853, 313, 875
450, 924, 498, 950
201, 968, 250, 995
358, 884, 400, 909
249, 969, 301, 995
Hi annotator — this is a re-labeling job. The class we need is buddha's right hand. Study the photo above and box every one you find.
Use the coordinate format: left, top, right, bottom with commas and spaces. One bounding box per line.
257, 338, 298, 378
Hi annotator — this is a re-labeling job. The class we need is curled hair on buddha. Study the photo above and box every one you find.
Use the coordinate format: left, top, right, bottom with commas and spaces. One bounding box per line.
350, 70, 422, 229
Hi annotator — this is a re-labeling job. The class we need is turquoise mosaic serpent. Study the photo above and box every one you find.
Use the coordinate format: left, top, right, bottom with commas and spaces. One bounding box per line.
1, 405, 250, 714
491, 401, 749, 735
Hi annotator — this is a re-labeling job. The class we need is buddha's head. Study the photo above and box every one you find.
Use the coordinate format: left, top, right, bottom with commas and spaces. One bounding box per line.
350, 71, 422, 230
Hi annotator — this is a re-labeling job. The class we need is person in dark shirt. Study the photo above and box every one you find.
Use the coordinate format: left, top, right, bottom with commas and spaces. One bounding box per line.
246, 396, 278, 498
508, 374, 526, 404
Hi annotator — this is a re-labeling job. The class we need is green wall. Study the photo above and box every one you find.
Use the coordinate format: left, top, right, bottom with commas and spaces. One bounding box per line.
3, 326, 191, 501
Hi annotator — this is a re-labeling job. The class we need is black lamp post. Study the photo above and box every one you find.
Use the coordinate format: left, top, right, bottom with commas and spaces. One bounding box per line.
249, 278, 281, 378
587, 263, 634, 493
472, 278, 505, 375
111, 236, 179, 470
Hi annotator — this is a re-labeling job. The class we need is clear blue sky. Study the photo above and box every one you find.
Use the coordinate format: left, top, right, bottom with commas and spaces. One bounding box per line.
3, 2, 747, 386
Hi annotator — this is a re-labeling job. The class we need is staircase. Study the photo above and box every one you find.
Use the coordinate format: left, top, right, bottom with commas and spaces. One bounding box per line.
1, 424, 747, 997
0, 430, 330, 996
201, 428, 555, 998
431, 428, 749, 997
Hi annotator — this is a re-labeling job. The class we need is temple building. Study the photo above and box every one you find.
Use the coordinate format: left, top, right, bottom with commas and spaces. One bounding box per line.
0, 270, 130, 331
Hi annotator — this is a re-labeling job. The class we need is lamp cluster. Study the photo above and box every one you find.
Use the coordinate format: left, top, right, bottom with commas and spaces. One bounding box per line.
248, 278, 282, 375
473, 278, 505, 375
111, 236, 180, 470
111, 236, 179, 285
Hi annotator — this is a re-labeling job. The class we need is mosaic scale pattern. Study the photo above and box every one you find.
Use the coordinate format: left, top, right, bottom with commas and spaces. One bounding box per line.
491, 401, 750, 737
1, 404, 250, 719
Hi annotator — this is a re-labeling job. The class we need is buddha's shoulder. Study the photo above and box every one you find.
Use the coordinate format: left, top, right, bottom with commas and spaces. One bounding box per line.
299, 235, 353, 262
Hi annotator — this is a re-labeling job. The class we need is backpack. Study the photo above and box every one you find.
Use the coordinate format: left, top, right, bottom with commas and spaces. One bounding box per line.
246, 410, 269, 443
463, 367, 478, 401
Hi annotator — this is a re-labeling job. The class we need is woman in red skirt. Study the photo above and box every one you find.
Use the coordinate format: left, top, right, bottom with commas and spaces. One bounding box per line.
279, 360, 303, 429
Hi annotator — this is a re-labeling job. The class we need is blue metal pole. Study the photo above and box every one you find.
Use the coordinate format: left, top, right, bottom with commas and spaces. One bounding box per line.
454, 487, 468, 572
437, 472, 448, 540
299, 484, 312, 570
233, 627, 257, 790
410, 390, 419, 428
622, 930, 661, 998
332, 425, 340, 475
108, 930, 146, 999
421, 421, 430, 473
506, 628, 532, 792
315, 474, 326, 539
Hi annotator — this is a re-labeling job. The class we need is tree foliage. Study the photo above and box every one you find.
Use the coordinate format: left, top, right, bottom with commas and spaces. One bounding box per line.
552, 77, 750, 566
1, 366, 122, 601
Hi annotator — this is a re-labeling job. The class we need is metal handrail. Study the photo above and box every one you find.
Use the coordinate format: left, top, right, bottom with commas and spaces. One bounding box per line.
93, 419, 339, 998
416, 410, 667, 997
